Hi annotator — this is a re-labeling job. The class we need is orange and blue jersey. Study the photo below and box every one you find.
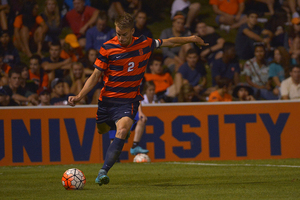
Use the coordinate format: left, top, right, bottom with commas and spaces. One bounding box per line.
94, 35, 162, 104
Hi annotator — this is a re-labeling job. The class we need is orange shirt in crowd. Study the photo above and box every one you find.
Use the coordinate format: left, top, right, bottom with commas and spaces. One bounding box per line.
208, 90, 232, 102
209, 0, 244, 15
13, 15, 44, 35
29, 69, 49, 89
144, 73, 173, 93
1, 63, 11, 75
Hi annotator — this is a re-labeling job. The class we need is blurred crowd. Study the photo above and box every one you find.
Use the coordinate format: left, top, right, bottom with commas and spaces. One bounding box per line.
1, 0, 300, 107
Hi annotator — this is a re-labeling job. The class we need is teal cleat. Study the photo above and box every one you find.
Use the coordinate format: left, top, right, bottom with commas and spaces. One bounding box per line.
95, 169, 110, 186
130, 146, 149, 155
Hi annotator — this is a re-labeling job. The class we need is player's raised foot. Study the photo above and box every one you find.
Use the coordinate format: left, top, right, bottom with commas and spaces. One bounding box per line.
95, 169, 110, 186
130, 146, 149, 155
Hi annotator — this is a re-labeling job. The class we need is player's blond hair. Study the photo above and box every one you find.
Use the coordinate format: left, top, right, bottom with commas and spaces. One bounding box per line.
114, 12, 134, 30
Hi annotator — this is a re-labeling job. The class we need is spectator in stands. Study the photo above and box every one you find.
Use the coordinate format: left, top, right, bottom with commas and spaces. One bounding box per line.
65, 62, 86, 95
287, 0, 300, 20
144, 56, 174, 100
37, 86, 51, 106
211, 42, 240, 87
268, 46, 294, 96
0, 1, 9, 31
13, 1, 47, 57
232, 82, 255, 101
235, 10, 273, 60
176, 83, 200, 102
264, 13, 287, 48
0, 86, 19, 106
288, 18, 300, 61
50, 78, 74, 105
160, 11, 191, 72
174, 48, 207, 100
108, 0, 141, 22
243, 43, 278, 100
141, 81, 158, 104
41, 0, 62, 45
193, 21, 225, 65
19, 63, 38, 94
281, 65, 300, 99
0, 30, 20, 67
208, 78, 232, 102
29, 55, 49, 89
133, 10, 152, 38
244, 0, 275, 17
7, 0, 24, 36
61, 34, 84, 62
64, 0, 99, 48
85, 11, 116, 51
80, 48, 98, 76
170, 0, 201, 30
42, 41, 72, 83
3, 68, 38, 105
0, 48, 11, 76
209, 0, 247, 33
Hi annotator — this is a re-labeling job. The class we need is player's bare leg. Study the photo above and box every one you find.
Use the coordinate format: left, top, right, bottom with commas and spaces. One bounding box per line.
95, 117, 133, 186
130, 117, 149, 155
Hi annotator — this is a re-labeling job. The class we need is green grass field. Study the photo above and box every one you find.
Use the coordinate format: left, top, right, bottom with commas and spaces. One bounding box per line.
1, 159, 300, 200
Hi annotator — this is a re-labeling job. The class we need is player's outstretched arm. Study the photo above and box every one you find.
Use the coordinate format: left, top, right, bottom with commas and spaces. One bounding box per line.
161, 35, 208, 48
68, 69, 103, 106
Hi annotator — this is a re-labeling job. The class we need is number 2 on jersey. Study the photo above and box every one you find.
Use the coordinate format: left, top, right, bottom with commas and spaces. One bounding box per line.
128, 62, 134, 72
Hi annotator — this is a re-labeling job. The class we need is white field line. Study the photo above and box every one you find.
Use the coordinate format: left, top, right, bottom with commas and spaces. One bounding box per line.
168, 162, 300, 168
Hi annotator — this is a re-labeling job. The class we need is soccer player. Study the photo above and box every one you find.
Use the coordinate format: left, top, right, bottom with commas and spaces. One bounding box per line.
68, 12, 207, 186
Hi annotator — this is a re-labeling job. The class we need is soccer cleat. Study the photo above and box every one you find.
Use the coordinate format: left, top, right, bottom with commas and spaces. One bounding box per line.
95, 169, 110, 186
130, 146, 149, 155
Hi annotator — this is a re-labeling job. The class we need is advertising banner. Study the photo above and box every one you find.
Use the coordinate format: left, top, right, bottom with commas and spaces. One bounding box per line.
0, 101, 299, 166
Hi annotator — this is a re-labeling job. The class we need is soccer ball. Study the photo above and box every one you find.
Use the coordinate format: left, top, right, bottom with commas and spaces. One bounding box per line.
62, 168, 86, 190
133, 153, 151, 163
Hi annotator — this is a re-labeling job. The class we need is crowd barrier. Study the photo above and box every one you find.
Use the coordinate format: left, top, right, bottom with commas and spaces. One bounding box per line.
0, 100, 299, 166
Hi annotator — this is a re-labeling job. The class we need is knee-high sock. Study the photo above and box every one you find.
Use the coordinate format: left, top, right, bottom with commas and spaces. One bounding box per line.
101, 137, 125, 172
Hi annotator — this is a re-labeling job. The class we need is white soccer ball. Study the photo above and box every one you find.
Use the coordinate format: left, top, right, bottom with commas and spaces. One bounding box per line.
133, 153, 151, 163
62, 168, 86, 190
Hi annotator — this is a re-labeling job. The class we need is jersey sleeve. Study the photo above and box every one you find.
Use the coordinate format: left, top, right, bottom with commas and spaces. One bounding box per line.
94, 47, 109, 71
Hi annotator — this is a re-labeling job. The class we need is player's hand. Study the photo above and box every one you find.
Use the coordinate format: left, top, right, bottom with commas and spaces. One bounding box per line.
193, 35, 209, 49
68, 95, 80, 107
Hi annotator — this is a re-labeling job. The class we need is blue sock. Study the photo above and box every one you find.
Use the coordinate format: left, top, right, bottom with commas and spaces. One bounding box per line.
101, 137, 125, 172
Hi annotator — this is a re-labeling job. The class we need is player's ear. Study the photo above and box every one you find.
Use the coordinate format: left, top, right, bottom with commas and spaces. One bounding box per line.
131, 28, 135, 35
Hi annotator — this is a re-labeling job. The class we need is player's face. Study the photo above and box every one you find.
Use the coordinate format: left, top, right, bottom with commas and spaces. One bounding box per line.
274, 49, 281, 63
145, 85, 155, 99
46, 0, 56, 13
0, 33, 9, 45
29, 59, 40, 75
196, 23, 207, 36
72, 64, 83, 79
135, 12, 147, 27
96, 19, 106, 31
9, 73, 21, 88
173, 18, 185, 32
290, 67, 300, 82
186, 53, 198, 68
116, 26, 134, 46
150, 60, 163, 75
88, 49, 97, 63
73, 0, 85, 13
49, 45, 61, 58
238, 87, 249, 100
53, 82, 64, 96
254, 46, 265, 61
247, 13, 258, 26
